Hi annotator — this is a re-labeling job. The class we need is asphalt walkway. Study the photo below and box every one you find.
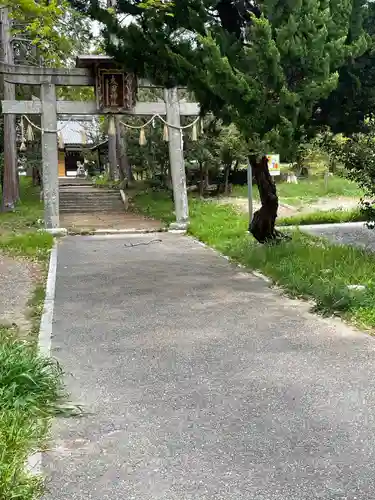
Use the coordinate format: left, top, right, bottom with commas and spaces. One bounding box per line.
302, 221, 375, 251
43, 233, 375, 499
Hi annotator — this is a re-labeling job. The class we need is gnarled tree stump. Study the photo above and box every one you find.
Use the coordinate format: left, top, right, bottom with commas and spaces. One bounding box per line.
249, 155, 290, 244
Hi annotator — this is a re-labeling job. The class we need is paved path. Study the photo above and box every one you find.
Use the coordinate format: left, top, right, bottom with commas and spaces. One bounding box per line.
44, 233, 375, 499
302, 221, 375, 251
60, 212, 164, 232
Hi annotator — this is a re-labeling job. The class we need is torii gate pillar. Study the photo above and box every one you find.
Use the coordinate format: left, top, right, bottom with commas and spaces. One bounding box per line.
165, 87, 189, 230
40, 83, 59, 229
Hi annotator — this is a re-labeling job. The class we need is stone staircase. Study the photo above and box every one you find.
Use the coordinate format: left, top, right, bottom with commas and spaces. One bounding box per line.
59, 180, 124, 214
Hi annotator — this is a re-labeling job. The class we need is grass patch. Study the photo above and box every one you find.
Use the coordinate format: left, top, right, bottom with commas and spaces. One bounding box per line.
133, 190, 375, 330
27, 284, 47, 339
0, 178, 44, 236
0, 232, 53, 260
278, 207, 365, 226
131, 190, 176, 224
0, 327, 67, 499
231, 176, 363, 205
92, 174, 121, 189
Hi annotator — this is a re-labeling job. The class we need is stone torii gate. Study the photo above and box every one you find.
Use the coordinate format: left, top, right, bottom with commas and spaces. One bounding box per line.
0, 55, 200, 232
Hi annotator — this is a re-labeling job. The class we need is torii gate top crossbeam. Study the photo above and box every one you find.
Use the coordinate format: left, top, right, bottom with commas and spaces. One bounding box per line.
0, 62, 153, 87
0, 62, 93, 86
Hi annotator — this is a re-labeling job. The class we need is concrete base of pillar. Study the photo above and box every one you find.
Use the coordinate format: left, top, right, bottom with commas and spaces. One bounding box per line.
40, 228, 68, 236
169, 221, 188, 233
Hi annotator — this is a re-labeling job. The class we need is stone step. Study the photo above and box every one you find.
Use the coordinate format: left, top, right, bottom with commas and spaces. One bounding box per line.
59, 197, 121, 202
60, 202, 123, 207
60, 207, 123, 211
59, 185, 123, 214
60, 201, 121, 205
60, 207, 124, 213
60, 195, 120, 198
59, 199, 124, 204
60, 205, 125, 212
60, 191, 120, 198
59, 190, 120, 196
59, 188, 115, 191
60, 199, 121, 205
58, 179, 93, 186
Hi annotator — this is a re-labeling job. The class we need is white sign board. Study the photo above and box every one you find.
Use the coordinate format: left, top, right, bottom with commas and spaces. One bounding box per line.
267, 154, 280, 176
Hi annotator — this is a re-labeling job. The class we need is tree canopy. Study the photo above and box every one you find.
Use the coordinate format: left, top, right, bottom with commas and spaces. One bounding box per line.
69, 0, 368, 153
11, 0, 92, 66
312, 0, 375, 135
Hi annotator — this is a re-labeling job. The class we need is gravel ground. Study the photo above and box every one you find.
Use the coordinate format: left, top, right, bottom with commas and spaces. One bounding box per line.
0, 253, 38, 332
216, 198, 296, 218
300, 197, 360, 213
219, 196, 361, 218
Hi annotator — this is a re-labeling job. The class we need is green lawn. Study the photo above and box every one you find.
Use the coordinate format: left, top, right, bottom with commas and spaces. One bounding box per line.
133, 190, 375, 330
0, 178, 44, 237
231, 176, 363, 205
0, 178, 62, 499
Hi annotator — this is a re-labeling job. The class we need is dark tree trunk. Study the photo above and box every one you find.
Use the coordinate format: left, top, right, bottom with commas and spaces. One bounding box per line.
199, 161, 204, 197
249, 155, 290, 244
204, 165, 209, 189
1, 151, 16, 212
14, 167, 19, 201
224, 164, 230, 195
32, 166, 42, 187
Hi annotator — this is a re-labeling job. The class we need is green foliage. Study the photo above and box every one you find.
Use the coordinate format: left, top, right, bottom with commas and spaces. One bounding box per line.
92, 173, 121, 189
330, 118, 375, 195
133, 191, 375, 329
0, 232, 54, 261
0, 178, 54, 261
122, 111, 247, 190
0, 178, 44, 237
12, 0, 92, 67
325, 117, 375, 224
184, 120, 217, 170
217, 124, 247, 168
69, 0, 368, 152
0, 331, 66, 414
0, 328, 67, 499
312, 1, 375, 134
132, 190, 176, 223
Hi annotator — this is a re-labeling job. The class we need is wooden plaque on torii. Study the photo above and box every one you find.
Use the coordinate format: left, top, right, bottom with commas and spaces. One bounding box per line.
76, 55, 137, 113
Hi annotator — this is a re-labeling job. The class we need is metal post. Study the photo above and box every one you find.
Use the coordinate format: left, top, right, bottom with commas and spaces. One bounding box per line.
247, 160, 253, 225
164, 87, 189, 230
41, 83, 60, 230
